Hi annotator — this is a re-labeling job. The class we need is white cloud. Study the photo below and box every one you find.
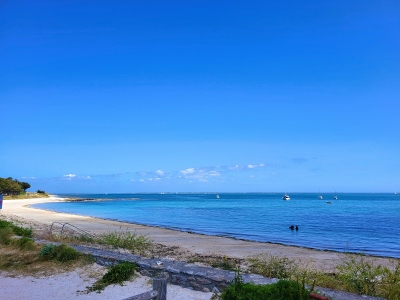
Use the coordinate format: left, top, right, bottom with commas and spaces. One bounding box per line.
229, 165, 241, 170
155, 170, 165, 176
63, 174, 76, 178
247, 164, 256, 169
208, 171, 220, 176
180, 168, 195, 175
149, 178, 161, 181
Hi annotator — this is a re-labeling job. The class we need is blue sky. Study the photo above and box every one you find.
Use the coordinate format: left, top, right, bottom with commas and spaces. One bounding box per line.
1, 1, 399, 193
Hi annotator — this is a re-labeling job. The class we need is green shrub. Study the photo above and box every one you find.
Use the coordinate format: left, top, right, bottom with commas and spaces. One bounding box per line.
39, 244, 56, 258
11, 226, 33, 238
219, 268, 311, 300
102, 262, 137, 284
220, 271, 311, 300
57, 244, 80, 262
39, 244, 80, 262
17, 236, 35, 249
88, 261, 137, 292
336, 254, 400, 299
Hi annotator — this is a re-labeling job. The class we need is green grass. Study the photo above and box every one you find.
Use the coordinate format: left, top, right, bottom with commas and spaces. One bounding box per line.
247, 253, 400, 300
219, 269, 311, 300
39, 244, 81, 263
99, 228, 153, 255
248, 253, 298, 279
87, 261, 137, 292
0, 219, 33, 238
210, 257, 237, 271
3, 192, 49, 200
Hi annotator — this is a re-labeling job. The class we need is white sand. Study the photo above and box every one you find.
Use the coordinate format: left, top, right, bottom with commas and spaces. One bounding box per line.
0, 264, 212, 300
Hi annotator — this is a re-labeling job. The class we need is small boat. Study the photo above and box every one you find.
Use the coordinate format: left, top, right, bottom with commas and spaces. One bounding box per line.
216, 195, 220, 199
318, 195, 323, 199
282, 194, 290, 201
333, 189, 338, 199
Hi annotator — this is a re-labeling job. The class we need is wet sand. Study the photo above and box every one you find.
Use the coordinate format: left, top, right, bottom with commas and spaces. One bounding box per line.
0, 196, 394, 272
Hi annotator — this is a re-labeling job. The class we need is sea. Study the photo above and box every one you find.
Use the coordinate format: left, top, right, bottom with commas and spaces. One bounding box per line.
32, 193, 400, 258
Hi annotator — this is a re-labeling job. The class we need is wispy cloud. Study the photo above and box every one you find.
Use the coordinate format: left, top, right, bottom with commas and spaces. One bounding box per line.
128, 163, 269, 184
291, 158, 309, 164
47, 162, 274, 186
60, 174, 91, 181
63, 174, 76, 178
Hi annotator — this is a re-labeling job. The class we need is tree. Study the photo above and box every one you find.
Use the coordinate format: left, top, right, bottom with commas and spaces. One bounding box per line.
0, 177, 23, 195
20, 181, 31, 192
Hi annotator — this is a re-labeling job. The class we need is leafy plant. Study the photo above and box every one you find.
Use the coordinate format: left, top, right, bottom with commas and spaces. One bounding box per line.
39, 244, 56, 257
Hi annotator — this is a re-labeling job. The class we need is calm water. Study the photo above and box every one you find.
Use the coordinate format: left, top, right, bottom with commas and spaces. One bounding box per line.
33, 193, 400, 258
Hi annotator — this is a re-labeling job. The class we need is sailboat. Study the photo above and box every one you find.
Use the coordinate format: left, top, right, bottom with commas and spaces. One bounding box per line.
318, 189, 323, 199
333, 189, 338, 200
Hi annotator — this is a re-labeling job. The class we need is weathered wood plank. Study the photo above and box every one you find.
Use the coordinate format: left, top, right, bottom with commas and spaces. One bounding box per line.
123, 290, 158, 300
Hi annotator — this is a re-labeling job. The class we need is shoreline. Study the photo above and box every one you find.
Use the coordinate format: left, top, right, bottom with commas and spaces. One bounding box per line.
1, 196, 397, 272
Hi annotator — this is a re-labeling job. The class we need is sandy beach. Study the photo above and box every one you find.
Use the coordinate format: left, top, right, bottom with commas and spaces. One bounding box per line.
0, 196, 395, 299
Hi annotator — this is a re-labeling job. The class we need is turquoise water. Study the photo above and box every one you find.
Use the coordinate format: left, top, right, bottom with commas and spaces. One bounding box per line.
33, 193, 400, 258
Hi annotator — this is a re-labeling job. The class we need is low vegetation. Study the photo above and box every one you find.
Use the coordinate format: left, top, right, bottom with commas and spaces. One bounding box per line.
218, 269, 311, 300
87, 261, 138, 292
39, 243, 81, 263
248, 253, 298, 279
247, 253, 400, 300
3, 192, 49, 200
0, 219, 33, 239
0, 219, 89, 276
99, 228, 153, 255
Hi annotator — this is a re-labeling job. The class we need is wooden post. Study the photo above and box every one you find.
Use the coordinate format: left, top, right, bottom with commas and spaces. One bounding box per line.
153, 277, 167, 300
122, 277, 167, 300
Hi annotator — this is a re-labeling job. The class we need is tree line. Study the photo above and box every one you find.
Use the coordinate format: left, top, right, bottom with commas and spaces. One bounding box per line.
0, 177, 31, 195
